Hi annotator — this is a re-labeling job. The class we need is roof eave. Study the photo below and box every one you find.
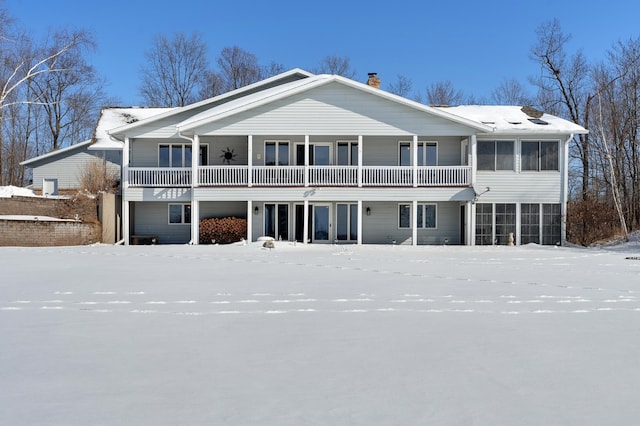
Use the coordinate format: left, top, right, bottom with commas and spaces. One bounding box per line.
20, 140, 93, 166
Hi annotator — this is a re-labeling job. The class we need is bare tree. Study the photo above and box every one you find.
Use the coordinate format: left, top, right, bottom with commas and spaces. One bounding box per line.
217, 46, 262, 92
426, 80, 464, 106
199, 70, 225, 100
314, 55, 356, 78
491, 78, 533, 105
530, 19, 593, 201
387, 74, 413, 97
139, 32, 209, 107
1, 5, 94, 184
31, 29, 103, 150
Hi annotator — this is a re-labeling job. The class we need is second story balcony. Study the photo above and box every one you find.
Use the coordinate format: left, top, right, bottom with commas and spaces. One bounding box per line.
127, 165, 471, 188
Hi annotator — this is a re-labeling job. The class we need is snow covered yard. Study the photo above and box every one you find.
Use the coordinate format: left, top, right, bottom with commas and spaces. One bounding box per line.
1, 243, 640, 425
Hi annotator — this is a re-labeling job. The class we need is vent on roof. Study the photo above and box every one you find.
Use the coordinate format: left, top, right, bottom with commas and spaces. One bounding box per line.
508, 121, 522, 125
481, 121, 495, 125
528, 118, 549, 125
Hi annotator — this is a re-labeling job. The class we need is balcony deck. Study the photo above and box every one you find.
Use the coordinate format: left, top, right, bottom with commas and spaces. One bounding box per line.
127, 165, 471, 188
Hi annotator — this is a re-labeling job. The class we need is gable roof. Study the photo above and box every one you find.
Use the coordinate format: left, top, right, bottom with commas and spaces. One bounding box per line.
439, 105, 588, 135
174, 74, 494, 134
20, 139, 93, 167
108, 68, 314, 139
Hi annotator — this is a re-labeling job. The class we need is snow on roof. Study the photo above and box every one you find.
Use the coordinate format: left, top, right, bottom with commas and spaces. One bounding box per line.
438, 105, 588, 135
0, 185, 38, 198
108, 68, 314, 138
90, 107, 174, 150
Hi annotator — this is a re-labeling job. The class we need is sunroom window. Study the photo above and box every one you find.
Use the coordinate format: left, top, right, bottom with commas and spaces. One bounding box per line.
521, 141, 559, 171
477, 141, 514, 171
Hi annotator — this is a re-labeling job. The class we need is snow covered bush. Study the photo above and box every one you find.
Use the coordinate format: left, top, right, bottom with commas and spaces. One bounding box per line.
199, 217, 247, 244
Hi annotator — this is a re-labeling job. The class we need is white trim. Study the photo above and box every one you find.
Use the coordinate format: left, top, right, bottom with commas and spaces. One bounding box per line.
20, 140, 92, 166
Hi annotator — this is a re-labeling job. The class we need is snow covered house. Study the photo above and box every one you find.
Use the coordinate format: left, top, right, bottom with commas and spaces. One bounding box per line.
104, 69, 587, 246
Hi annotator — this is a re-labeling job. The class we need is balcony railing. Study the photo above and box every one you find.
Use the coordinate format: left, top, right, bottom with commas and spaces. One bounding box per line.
128, 165, 471, 187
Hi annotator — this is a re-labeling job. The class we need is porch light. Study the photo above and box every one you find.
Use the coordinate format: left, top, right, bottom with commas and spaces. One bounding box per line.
366, 207, 371, 216
254, 206, 259, 215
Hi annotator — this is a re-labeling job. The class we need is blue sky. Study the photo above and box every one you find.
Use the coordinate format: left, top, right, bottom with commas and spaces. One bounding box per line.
5, 0, 639, 106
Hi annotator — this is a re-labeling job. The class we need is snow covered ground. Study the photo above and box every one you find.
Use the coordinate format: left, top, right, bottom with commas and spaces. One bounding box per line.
1, 242, 640, 425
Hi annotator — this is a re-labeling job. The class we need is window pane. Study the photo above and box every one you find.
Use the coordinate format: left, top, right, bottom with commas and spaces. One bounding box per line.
314, 145, 330, 165
496, 141, 514, 170
521, 142, 539, 171
159, 145, 170, 167
399, 143, 411, 166
184, 204, 191, 224
418, 144, 425, 166
350, 204, 358, 240
425, 204, 436, 228
337, 143, 349, 166
521, 203, 540, 244
277, 204, 289, 240
542, 204, 561, 245
295, 144, 305, 166
399, 204, 411, 228
417, 204, 424, 228
351, 143, 358, 166
264, 204, 275, 237
278, 142, 289, 165
184, 146, 192, 167
265, 143, 276, 166
495, 203, 516, 245
477, 141, 495, 170
199, 146, 208, 166
540, 141, 558, 171
337, 204, 348, 240
171, 145, 182, 167
169, 205, 182, 224
426, 143, 437, 166
475, 203, 493, 245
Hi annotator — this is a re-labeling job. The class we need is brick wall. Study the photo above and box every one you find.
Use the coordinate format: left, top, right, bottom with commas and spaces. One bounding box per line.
0, 195, 98, 222
0, 219, 101, 246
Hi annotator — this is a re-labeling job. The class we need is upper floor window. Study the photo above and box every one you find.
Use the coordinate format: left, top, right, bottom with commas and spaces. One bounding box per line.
337, 141, 358, 166
477, 140, 514, 171
265, 141, 289, 166
399, 141, 437, 166
521, 141, 559, 171
159, 144, 208, 167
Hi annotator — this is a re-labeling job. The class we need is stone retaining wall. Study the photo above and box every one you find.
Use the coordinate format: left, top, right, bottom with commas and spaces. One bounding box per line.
0, 219, 101, 246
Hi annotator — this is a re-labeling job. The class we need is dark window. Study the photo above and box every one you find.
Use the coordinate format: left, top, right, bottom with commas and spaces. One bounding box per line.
475, 203, 493, 245
542, 204, 561, 245
477, 141, 514, 171
521, 203, 540, 244
522, 141, 559, 171
495, 203, 516, 245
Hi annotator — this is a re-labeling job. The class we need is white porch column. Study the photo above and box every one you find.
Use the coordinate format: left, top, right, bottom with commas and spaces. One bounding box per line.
470, 134, 477, 186
122, 137, 130, 245
247, 135, 253, 187
246, 200, 253, 243
192, 134, 199, 187
560, 134, 571, 245
357, 135, 363, 187
412, 200, 418, 246
123, 200, 130, 245
412, 135, 418, 187
357, 200, 363, 245
303, 200, 309, 244
190, 199, 199, 245
469, 201, 476, 246
304, 135, 310, 187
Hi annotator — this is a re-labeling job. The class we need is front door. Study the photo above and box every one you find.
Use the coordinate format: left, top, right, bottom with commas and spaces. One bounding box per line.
313, 204, 331, 243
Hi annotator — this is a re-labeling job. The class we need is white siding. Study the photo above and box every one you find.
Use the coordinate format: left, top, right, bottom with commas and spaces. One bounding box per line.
32, 149, 120, 190
476, 172, 562, 203
132, 202, 190, 244
193, 84, 477, 136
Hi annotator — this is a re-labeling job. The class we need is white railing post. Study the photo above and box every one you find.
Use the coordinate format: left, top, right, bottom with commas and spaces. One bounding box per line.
192, 135, 199, 188
304, 135, 309, 187
412, 135, 418, 187
248, 135, 253, 188
358, 135, 363, 187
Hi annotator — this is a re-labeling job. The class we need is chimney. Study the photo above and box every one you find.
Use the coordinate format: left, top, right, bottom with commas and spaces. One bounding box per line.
367, 72, 380, 89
